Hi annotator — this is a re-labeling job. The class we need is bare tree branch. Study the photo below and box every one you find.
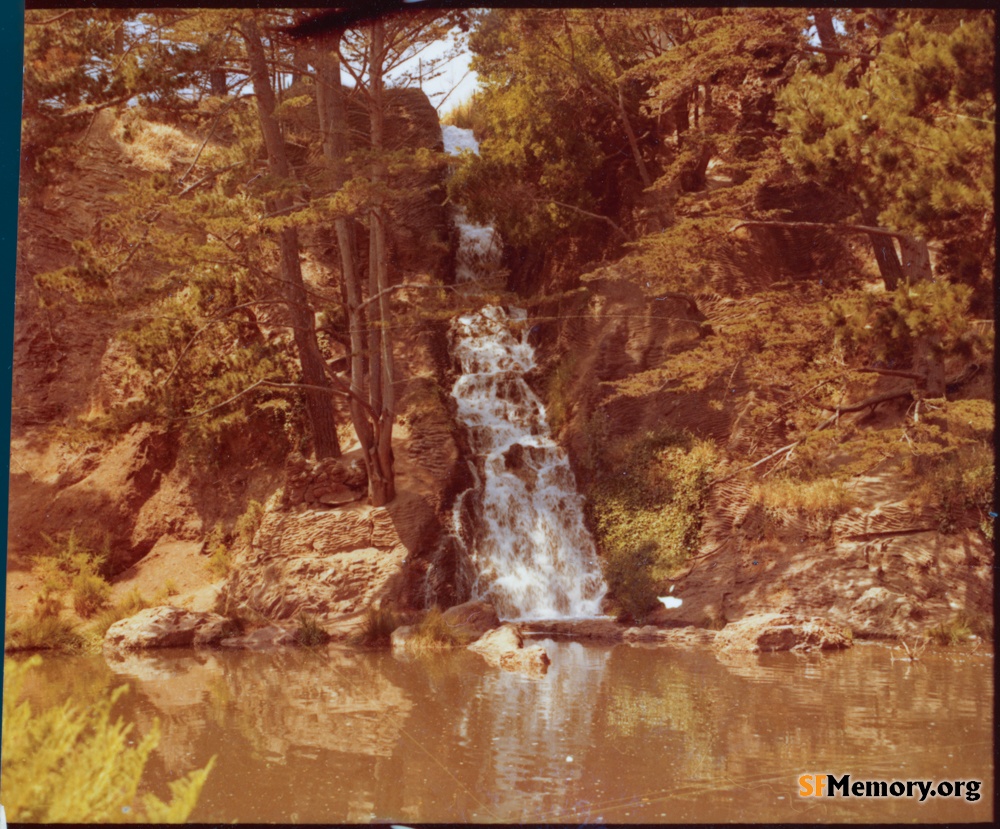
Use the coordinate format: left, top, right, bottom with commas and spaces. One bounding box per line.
856, 366, 924, 381
535, 198, 629, 240
710, 387, 915, 486
730, 219, 909, 240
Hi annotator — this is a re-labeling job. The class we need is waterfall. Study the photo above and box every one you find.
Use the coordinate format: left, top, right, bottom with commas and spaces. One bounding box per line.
441, 125, 607, 620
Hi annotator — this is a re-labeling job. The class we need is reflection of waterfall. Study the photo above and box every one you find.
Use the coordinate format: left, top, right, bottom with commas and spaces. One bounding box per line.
441, 125, 606, 620
473, 640, 611, 821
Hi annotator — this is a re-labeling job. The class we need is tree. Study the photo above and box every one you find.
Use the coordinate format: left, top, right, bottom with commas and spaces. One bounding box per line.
777, 9, 995, 395
454, 9, 661, 260
310, 9, 464, 504
238, 14, 342, 458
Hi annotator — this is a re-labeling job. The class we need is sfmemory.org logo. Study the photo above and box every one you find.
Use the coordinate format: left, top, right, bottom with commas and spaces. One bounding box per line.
799, 774, 982, 803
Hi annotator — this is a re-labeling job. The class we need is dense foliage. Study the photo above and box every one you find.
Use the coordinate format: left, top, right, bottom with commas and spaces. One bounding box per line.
455, 7, 993, 606
25, 8, 467, 505
2, 657, 214, 822
18, 7, 995, 615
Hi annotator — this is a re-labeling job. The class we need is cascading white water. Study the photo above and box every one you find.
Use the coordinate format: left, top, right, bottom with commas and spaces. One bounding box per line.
443, 125, 607, 620
442, 125, 502, 285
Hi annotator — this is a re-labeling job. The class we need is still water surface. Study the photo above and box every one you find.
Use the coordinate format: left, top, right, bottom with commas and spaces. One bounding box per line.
22, 639, 992, 823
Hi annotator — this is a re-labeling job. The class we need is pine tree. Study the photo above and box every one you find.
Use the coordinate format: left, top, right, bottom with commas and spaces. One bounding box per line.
778, 9, 995, 395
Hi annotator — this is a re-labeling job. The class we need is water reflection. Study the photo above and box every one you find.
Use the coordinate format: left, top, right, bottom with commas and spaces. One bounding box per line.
16, 640, 992, 823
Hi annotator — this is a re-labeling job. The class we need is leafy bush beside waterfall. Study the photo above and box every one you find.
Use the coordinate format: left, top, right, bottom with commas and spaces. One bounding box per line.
586, 429, 717, 622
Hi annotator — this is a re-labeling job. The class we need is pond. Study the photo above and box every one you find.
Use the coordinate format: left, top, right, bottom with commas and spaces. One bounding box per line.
18, 639, 993, 823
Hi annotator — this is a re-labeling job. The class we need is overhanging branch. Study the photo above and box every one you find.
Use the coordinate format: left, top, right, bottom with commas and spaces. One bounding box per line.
730, 219, 909, 239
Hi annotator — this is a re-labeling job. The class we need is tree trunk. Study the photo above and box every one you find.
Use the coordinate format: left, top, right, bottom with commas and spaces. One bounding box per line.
209, 68, 228, 96
590, 17, 653, 189
867, 232, 904, 291
315, 41, 375, 483
860, 208, 904, 290
915, 333, 947, 398
672, 92, 690, 142
812, 9, 840, 71
616, 84, 653, 189
899, 234, 932, 282
367, 20, 396, 506
240, 16, 341, 459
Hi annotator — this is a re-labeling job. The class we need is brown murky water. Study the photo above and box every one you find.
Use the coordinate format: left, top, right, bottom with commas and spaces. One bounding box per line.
16, 640, 993, 823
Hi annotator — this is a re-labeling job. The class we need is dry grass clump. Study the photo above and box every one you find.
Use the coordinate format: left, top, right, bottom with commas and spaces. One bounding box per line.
294, 613, 331, 647
409, 608, 478, 649
111, 112, 220, 173
925, 612, 993, 645
752, 475, 857, 518
355, 605, 403, 647
5, 607, 85, 654
88, 588, 150, 642
72, 572, 111, 618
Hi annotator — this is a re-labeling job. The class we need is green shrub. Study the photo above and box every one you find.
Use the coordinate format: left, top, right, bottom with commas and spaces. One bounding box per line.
294, 613, 331, 647
34, 529, 111, 595
909, 445, 994, 534
5, 612, 85, 654
603, 542, 660, 624
753, 475, 857, 518
589, 427, 717, 614
72, 572, 112, 618
204, 524, 233, 579
234, 499, 265, 550
151, 579, 180, 604
926, 612, 993, 645
2, 656, 214, 822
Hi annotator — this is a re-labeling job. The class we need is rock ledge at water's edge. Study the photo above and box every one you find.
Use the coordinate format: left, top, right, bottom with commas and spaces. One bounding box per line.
104, 606, 238, 651
469, 624, 551, 677
714, 613, 852, 653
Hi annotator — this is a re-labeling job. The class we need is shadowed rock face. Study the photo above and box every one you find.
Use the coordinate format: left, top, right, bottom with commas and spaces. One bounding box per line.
10, 423, 187, 574
441, 599, 500, 638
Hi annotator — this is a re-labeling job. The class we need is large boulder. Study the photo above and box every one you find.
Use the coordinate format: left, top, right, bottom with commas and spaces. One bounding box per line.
469, 623, 523, 659
469, 624, 551, 678
104, 606, 237, 651
219, 498, 424, 620
441, 599, 500, 638
714, 613, 852, 653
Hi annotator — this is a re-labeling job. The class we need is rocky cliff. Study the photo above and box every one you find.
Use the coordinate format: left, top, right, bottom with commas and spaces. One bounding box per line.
526, 242, 993, 639
7, 89, 464, 627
